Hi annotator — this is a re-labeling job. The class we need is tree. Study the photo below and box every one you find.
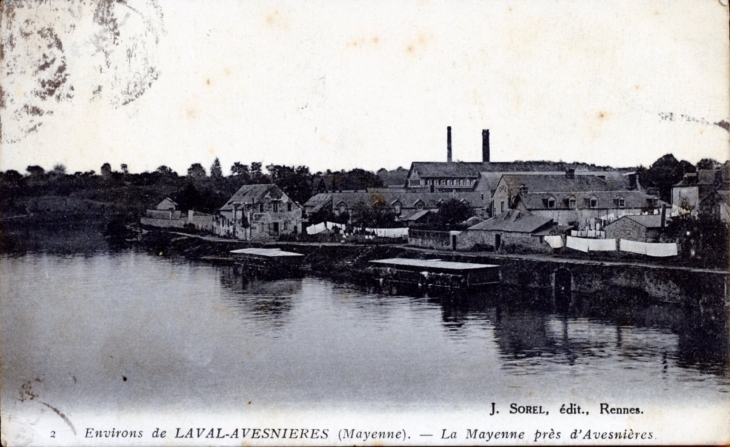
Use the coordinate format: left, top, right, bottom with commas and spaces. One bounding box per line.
1, 170, 23, 187
156, 165, 177, 176
250, 162, 268, 183
172, 183, 203, 211
640, 154, 694, 203
696, 158, 720, 170
187, 163, 206, 179
101, 163, 113, 177
230, 162, 250, 179
429, 198, 474, 229
349, 198, 397, 229
26, 165, 45, 177
266, 164, 313, 204
210, 157, 223, 178
51, 163, 67, 175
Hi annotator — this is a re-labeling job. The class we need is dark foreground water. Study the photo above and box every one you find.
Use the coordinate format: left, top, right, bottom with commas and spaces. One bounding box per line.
1, 249, 729, 444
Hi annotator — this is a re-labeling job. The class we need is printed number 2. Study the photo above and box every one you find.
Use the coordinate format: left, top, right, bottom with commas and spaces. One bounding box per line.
51, 431, 56, 438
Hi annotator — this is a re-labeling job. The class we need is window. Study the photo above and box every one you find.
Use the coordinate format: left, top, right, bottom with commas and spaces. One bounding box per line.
590, 198, 598, 208
416, 201, 424, 210
339, 203, 347, 214
283, 221, 288, 231
394, 202, 402, 214
259, 203, 264, 212
273, 202, 279, 212
617, 198, 625, 208
569, 197, 576, 208
287, 202, 292, 212
501, 201, 505, 213
547, 197, 556, 208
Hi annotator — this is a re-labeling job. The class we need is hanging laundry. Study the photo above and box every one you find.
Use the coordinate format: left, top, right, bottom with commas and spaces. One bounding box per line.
544, 235, 564, 248
645, 242, 678, 257
566, 236, 590, 253
587, 238, 617, 251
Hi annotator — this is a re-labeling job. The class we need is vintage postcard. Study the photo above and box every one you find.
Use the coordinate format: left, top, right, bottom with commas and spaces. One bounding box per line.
1, 0, 729, 445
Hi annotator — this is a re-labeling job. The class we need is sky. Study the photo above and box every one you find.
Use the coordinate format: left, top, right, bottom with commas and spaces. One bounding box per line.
1, 0, 728, 175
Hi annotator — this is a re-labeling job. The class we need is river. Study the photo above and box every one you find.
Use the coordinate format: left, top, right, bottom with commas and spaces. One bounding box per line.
1, 247, 728, 443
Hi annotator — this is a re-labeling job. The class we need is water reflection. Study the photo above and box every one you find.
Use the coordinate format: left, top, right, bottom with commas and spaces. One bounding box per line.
340, 281, 729, 379
219, 265, 300, 332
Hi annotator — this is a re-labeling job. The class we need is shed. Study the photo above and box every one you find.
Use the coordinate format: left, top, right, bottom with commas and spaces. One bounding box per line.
604, 214, 668, 242
457, 210, 555, 253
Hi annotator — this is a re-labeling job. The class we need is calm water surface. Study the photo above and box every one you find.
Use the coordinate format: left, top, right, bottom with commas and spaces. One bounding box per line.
2, 250, 728, 417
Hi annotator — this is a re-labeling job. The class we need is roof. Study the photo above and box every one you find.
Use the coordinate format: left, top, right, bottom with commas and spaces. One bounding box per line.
307, 190, 483, 209
220, 184, 283, 211
517, 190, 660, 210
302, 193, 333, 212
409, 161, 620, 179
230, 248, 304, 258
606, 214, 668, 229
674, 169, 729, 187
467, 210, 553, 233
154, 197, 178, 210
401, 209, 431, 221
500, 173, 629, 193
370, 258, 498, 271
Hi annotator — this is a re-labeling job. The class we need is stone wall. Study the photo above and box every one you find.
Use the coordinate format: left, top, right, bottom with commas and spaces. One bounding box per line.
408, 230, 452, 250
456, 230, 551, 254
605, 217, 647, 241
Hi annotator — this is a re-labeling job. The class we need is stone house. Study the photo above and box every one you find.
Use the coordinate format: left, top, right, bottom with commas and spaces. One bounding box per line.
604, 214, 669, 243
672, 168, 730, 220
491, 171, 660, 228
217, 184, 302, 241
456, 210, 556, 253
145, 197, 181, 220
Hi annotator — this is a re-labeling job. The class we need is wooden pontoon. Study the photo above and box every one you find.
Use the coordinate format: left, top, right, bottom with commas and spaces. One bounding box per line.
230, 248, 305, 278
369, 258, 500, 290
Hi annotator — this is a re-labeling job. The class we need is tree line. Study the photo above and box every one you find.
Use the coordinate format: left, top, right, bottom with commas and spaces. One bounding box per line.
0, 158, 384, 215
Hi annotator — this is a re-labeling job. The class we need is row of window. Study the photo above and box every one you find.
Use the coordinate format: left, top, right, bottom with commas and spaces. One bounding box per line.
229, 201, 293, 213
544, 197, 624, 209
409, 178, 476, 187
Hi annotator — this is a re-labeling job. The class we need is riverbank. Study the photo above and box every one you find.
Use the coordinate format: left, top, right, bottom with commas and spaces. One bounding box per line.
139, 230, 729, 307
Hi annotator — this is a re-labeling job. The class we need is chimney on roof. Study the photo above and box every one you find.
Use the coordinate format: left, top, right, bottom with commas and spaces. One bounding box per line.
566, 168, 575, 180
482, 129, 490, 162
447, 126, 452, 163
628, 173, 637, 190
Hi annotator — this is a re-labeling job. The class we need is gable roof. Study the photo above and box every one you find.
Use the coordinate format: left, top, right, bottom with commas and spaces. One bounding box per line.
500, 173, 629, 193
303, 193, 333, 212
154, 197, 178, 210
606, 214, 668, 229
409, 161, 620, 179
220, 184, 283, 211
467, 210, 553, 233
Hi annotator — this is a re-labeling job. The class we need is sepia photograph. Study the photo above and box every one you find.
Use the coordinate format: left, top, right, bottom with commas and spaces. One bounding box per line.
1, 0, 729, 445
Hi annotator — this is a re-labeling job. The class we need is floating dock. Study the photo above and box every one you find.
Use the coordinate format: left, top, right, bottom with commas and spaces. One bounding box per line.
369, 258, 500, 290
230, 248, 305, 278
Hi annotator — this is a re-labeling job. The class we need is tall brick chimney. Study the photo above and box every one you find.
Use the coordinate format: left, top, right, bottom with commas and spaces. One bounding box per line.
447, 126, 452, 163
482, 129, 490, 162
